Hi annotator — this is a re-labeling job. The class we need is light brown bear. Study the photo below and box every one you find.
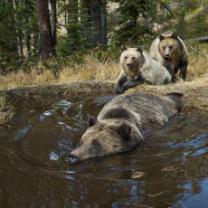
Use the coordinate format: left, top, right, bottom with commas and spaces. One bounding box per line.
69, 92, 183, 163
150, 31, 188, 82
114, 48, 171, 94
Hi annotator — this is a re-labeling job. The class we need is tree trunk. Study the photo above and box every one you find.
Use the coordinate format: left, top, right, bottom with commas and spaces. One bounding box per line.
0, 0, 16, 52
100, 0, 107, 46
88, 0, 101, 47
24, 0, 31, 57
49, 0, 57, 55
12, 0, 24, 58
82, 0, 107, 48
36, 0, 53, 59
64, 0, 68, 34
66, 0, 80, 51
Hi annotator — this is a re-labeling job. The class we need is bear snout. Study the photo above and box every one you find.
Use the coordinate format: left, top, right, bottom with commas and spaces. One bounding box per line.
164, 54, 171, 59
126, 63, 133, 69
68, 153, 80, 164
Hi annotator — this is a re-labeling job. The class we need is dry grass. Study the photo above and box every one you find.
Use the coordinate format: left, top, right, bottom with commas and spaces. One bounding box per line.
58, 55, 119, 83
129, 73, 208, 115
0, 69, 56, 90
0, 96, 13, 126
0, 43, 207, 90
188, 56, 208, 78
0, 55, 120, 90
0, 108, 13, 126
186, 43, 208, 78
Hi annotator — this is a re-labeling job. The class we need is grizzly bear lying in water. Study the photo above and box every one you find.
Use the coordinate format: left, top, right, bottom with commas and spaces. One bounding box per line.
69, 93, 183, 163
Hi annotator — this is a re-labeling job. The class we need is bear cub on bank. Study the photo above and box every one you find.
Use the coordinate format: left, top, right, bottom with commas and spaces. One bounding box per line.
150, 31, 188, 82
115, 48, 171, 94
69, 92, 183, 163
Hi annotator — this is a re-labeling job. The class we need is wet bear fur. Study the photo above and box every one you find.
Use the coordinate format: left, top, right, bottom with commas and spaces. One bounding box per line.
69, 92, 183, 162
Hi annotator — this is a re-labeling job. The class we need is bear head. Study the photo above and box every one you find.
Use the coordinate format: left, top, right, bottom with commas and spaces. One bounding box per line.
120, 48, 145, 79
158, 32, 179, 60
69, 117, 143, 163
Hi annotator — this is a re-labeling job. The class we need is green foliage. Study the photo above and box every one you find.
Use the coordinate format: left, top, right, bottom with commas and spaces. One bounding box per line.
167, 0, 206, 37
57, 0, 86, 56
0, 0, 38, 73
0, 1, 19, 73
56, 32, 85, 57
0, 2, 16, 51
174, 0, 196, 37
186, 10, 208, 38
109, 0, 157, 48
0, 0, 208, 74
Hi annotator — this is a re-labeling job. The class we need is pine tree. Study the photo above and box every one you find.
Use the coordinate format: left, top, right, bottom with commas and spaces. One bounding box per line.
109, 0, 157, 48
81, 0, 107, 48
36, 0, 54, 59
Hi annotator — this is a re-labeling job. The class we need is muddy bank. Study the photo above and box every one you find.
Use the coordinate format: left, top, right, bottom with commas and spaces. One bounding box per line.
0, 81, 115, 97
130, 74, 208, 115
0, 75, 208, 116
0, 81, 114, 125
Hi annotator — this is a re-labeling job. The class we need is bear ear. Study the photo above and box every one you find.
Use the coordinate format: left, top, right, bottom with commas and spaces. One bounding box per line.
136, 47, 143, 53
171, 32, 178, 39
88, 116, 97, 127
159, 34, 164, 40
117, 123, 131, 140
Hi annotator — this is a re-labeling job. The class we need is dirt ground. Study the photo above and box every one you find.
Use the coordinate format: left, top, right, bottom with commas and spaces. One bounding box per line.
130, 74, 208, 115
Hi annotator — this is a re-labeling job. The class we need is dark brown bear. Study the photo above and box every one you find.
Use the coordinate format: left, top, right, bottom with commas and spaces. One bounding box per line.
150, 31, 188, 81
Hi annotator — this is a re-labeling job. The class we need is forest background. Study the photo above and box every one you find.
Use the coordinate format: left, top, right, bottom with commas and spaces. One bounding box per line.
0, 0, 208, 89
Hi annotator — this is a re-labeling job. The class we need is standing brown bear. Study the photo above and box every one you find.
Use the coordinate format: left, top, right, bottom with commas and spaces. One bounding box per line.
150, 31, 188, 82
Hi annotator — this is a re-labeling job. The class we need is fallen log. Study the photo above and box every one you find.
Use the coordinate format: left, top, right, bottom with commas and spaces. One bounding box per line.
188, 36, 208, 42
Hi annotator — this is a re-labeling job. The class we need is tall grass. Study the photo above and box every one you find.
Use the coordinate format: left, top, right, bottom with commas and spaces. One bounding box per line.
186, 42, 208, 78
0, 43, 207, 90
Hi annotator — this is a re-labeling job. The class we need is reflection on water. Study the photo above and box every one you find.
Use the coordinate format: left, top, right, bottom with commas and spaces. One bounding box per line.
0, 94, 208, 208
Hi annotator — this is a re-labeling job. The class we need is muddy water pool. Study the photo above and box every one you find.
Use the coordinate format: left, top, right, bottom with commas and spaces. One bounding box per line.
0, 94, 208, 208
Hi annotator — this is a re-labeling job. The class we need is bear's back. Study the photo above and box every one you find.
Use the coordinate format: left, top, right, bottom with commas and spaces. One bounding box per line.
98, 93, 182, 128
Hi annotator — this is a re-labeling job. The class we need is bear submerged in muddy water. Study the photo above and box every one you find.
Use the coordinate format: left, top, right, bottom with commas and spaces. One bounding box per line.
69, 92, 183, 163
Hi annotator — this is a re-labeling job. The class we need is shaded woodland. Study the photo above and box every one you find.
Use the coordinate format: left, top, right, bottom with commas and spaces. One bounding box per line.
0, 0, 208, 73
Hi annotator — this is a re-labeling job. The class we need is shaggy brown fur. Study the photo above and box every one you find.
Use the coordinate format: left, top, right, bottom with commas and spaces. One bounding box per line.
69, 92, 183, 163
150, 31, 188, 81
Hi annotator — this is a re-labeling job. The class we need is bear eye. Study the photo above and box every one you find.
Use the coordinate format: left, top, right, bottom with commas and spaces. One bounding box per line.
92, 140, 101, 147
124, 56, 128, 60
163, 46, 166, 50
169, 45, 173, 50
90, 140, 102, 154
132, 57, 136, 60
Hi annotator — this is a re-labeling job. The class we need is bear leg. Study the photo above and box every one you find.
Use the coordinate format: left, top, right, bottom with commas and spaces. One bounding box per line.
114, 76, 127, 94
179, 61, 188, 81
123, 77, 144, 90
